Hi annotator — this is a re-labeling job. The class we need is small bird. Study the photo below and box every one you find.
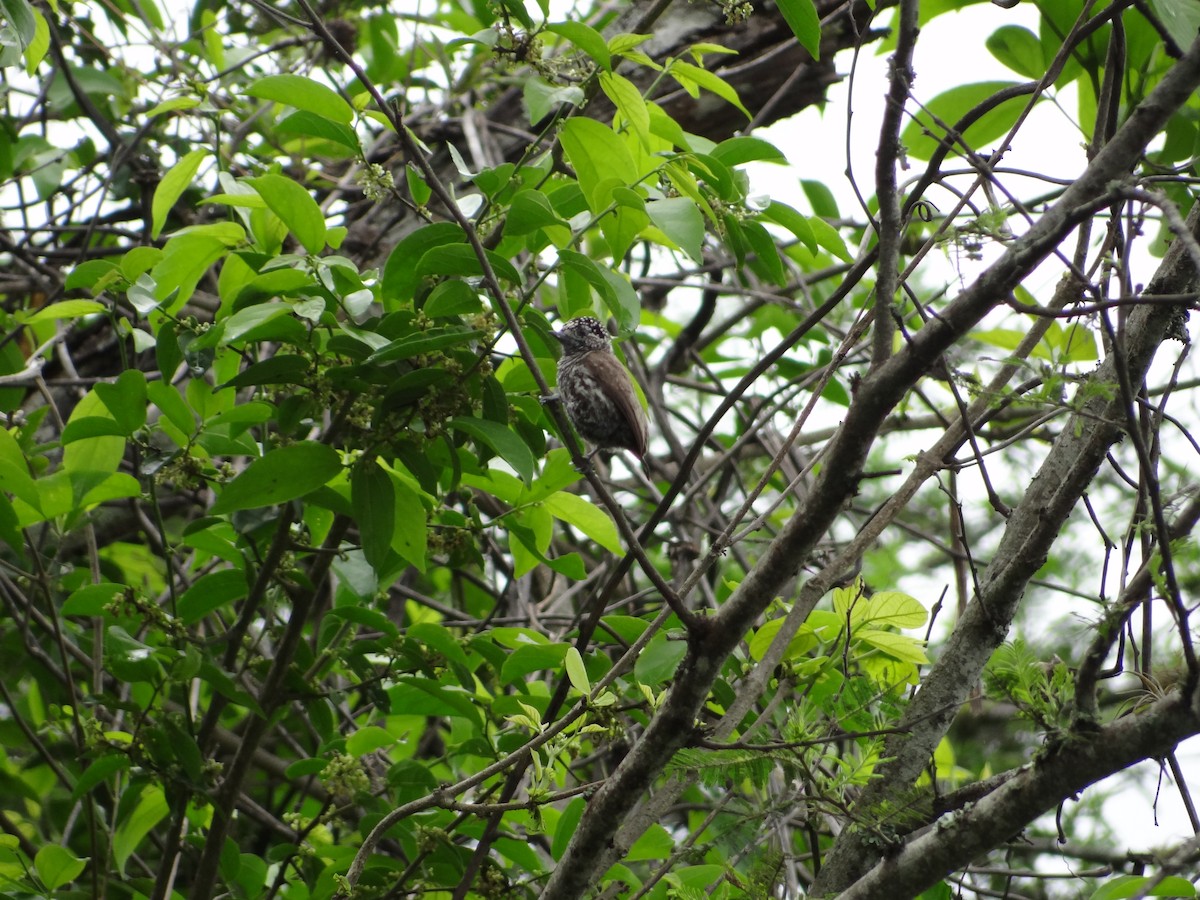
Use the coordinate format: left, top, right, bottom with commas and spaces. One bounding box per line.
551, 316, 649, 459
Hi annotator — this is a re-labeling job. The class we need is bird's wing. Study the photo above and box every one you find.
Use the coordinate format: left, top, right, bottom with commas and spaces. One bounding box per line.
589, 351, 649, 457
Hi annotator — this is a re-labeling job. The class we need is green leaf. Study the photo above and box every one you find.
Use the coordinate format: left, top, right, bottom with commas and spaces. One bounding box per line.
64, 259, 119, 292
211, 441, 343, 514
501, 642, 570, 684
742, 220, 787, 286
246, 74, 354, 124
346, 725, 396, 756
221, 354, 312, 389
152, 149, 207, 240
112, 785, 168, 877
669, 61, 750, 119
406, 164, 432, 206
860, 591, 928, 628
22, 5, 47, 74
411, 622, 472, 669
762, 201, 817, 254
985, 25, 1045, 79
61, 582, 125, 617
389, 473, 428, 570
365, 327, 482, 364
1091, 874, 1197, 899
415, 243, 521, 285
523, 75, 586, 124
353, 461, 395, 572
153, 230, 242, 309
381, 222, 466, 303
802, 179, 840, 219
276, 111, 360, 151
635, 634, 687, 684
900, 81, 1028, 162
807, 215, 853, 262
62, 392, 124, 481
1150, 0, 1200, 52
62, 417, 129, 444
564, 646, 590, 694
546, 21, 611, 70
0, 0, 35, 49
198, 661, 262, 713
552, 798, 584, 860
424, 280, 484, 317
146, 95, 201, 117
178, 569, 248, 625
94, 370, 148, 436
147, 381, 196, 436
34, 845, 87, 890
628, 822, 674, 861
22, 299, 105, 323
710, 136, 787, 167
70, 753, 131, 804
449, 416, 535, 484
325, 604, 400, 638
599, 71, 650, 147
646, 197, 704, 263
247, 174, 327, 254
543, 491, 622, 553
748, 616, 819, 662
776, 0, 821, 59
388, 678, 483, 727
856, 629, 929, 665
559, 254, 640, 331
559, 117, 638, 214
106, 626, 163, 683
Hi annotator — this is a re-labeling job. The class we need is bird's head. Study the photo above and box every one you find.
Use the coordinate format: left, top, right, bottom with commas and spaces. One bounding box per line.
553, 316, 613, 356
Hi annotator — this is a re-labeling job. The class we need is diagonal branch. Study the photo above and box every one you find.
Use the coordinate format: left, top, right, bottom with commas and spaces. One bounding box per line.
812, 87, 1200, 900
541, 34, 1200, 899
836, 688, 1200, 900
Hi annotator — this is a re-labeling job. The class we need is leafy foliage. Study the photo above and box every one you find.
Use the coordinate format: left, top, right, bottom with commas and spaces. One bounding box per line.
2, 0, 1200, 898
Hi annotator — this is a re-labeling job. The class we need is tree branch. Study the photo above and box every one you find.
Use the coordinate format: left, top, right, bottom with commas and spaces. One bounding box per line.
542, 34, 1200, 899
836, 689, 1200, 900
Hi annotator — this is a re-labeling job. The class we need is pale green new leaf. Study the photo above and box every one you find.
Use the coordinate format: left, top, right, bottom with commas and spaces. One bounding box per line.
646, 197, 704, 262
599, 71, 650, 147
669, 60, 750, 119
152, 149, 207, 239
35, 845, 87, 890
23, 299, 105, 323
565, 646, 591, 694
547, 21, 611, 70
23, 5, 48, 73
857, 629, 929, 665
860, 591, 927, 629
559, 117, 638, 213
247, 174, 327, 254
524, 75, 585, 124
543, 490, 622, 553
246, 73, 354, 123
776, 0, 821, 59
346, 725, 396, 757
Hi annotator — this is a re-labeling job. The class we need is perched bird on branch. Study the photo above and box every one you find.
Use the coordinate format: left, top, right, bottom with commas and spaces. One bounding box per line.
551, 316, 649, 460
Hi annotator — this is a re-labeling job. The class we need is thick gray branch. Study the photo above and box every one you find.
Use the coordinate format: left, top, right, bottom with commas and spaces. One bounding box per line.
836, 690, 1200, 900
